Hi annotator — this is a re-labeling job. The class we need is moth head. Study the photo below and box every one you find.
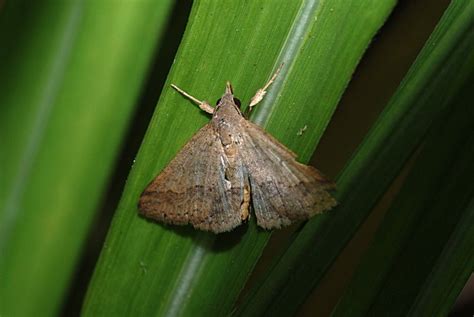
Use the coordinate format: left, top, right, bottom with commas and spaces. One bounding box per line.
216, 97, 241, 108
215, 81, 241, 108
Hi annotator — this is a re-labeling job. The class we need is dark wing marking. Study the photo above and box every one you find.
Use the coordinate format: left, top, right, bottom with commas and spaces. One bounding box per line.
241, 120, 337, 229
139, 124, 246, 233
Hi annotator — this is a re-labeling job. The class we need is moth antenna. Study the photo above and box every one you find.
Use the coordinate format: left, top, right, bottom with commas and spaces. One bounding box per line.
248, 63, 284, 111
262, 63, 284, 91
171, 84, 214, 114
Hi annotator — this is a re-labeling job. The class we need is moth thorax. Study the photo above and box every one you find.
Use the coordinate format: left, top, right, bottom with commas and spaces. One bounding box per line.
224, 143, 238, 158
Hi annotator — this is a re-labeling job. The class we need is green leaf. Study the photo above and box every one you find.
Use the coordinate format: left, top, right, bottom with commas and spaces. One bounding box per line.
236, 0, 474, 316
0, 1, 173, 316
83, 0, 395, 315
409, 197, 474, 316
333, 80, 474, 316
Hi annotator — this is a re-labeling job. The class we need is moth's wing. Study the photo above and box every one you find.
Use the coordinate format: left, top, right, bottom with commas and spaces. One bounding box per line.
241, 120, 337, 230
139, 124, 246, 233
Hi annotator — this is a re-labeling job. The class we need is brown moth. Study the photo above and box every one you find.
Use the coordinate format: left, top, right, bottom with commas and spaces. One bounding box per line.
139, 66, 337, 233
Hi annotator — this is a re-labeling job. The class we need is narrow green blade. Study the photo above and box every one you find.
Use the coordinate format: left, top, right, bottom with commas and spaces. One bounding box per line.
83, 0, 395, 315
410, 197, 474, 316
0, 1, 173, 315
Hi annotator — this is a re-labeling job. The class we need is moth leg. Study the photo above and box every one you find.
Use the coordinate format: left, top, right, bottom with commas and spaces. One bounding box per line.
171, 84, 214, 114
247, 63, 284, 114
